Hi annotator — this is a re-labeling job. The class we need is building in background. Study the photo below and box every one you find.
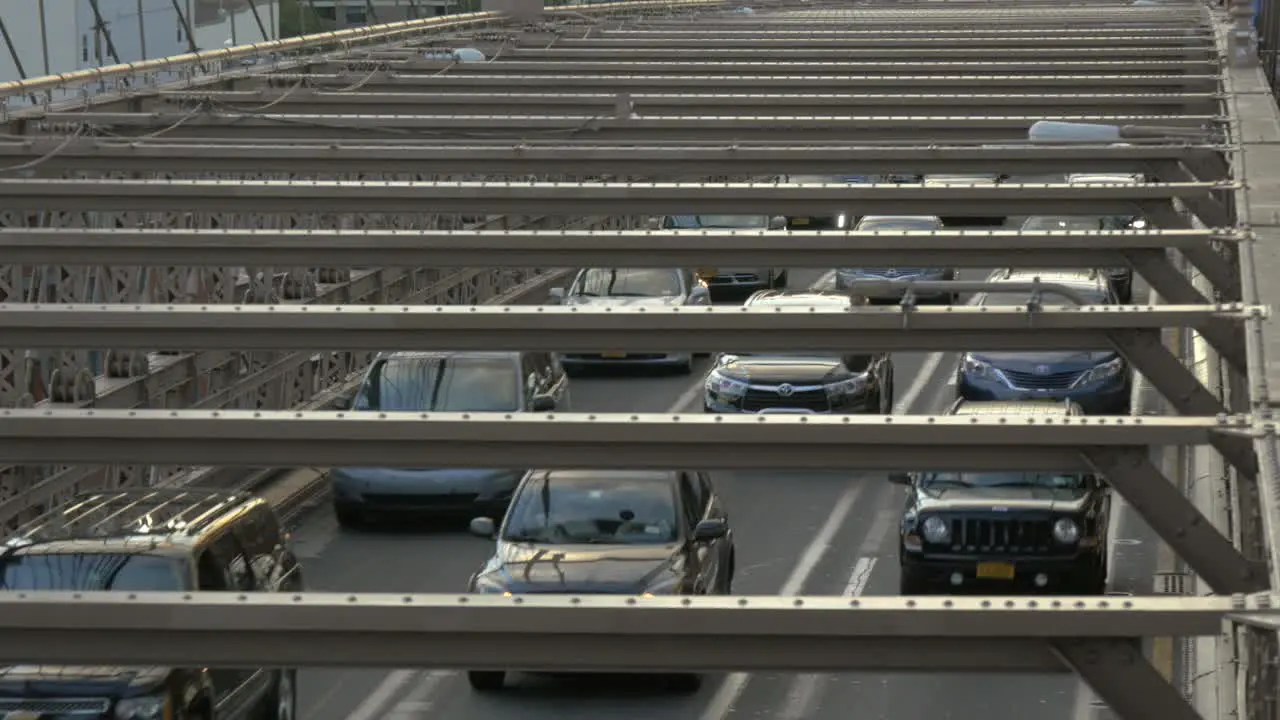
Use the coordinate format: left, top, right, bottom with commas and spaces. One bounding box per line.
0, 0, 281, 86
305, 0, 454, 28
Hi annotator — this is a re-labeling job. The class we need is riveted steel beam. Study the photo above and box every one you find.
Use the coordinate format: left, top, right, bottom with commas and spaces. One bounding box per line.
1082, 448, 1264, 593
0, 593, 1247, 670
486, 47, 1218, 61
545, 34, 1214, 49
43, 112, 1219, 143
331, 59, 1220, 75
0, 141, 1222, 177
1053, 639, 1202, 720
247, 73, 1221, 95
152, 90, 1222, 117
0, 409, 1241, 470
0, 180, 1227, 220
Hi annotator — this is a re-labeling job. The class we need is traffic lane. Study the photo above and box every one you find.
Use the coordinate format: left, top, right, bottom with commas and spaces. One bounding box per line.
404, 329, 947, 720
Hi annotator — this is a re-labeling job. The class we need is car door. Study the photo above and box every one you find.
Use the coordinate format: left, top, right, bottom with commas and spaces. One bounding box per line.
678, 472, 719, 594
195, 531, 258, 718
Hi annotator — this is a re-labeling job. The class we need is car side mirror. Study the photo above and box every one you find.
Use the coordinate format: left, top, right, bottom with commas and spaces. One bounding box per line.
469, 517, 496, 538
768, 215, 787, 230
530, 394, 556, 412
332, 396, 351, 411
547, 287, 565, 304
692, 518, 728, 542
888, 472, 913, 485
644, 217, 663, 230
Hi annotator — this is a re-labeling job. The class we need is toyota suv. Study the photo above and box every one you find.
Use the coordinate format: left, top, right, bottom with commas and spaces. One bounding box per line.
836, 215, 957, 304
656, 214, 788, 293
893, 399, 1110, 595
702, 291, 894, 414
0, 488, 302, 720
955, 269, 1131, 414
330, 350, 571, 527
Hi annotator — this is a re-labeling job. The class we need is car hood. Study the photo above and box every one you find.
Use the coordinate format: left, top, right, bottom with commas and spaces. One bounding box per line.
716, 356, 852, 384
0, 665, 168, 695
478, 542, 682, 593
916, 485, 1090, 513
563, 295, 684, 308
970, 350, 1118, 371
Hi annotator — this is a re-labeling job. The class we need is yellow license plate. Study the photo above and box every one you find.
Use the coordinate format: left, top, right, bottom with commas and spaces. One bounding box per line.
601, 352, 627, 359
976, 562, 1015, 580
791, 217, 810, 225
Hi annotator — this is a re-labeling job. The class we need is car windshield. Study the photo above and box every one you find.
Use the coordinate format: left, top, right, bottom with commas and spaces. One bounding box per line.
921, 471, 1087, 490
1021, 216, 1105, 232
855, 217, 942, 231
503, 474, 680, 544
355, 355, 520, 412
574, 268, 683, 298
0, 553, 187, 591
664, 215, 768, 229
983, 287, 1106, 306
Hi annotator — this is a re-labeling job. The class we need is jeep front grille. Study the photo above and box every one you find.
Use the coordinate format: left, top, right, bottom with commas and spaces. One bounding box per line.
950, 517, 1054, 553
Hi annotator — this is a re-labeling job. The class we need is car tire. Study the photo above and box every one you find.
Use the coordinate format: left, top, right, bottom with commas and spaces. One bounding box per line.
334, 504, 364, 530
773, 270, 788, 288
673, 356, 694, 375
669, 674, 703, 694
468, 671, 506, 692
562, 363, 582, 378
260, 670, 296, 720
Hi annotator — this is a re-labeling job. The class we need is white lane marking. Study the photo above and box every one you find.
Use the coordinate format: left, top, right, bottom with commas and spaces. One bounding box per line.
385, 671, 451, 719
777, 510, 895, 720
344, 670, 420, 720
699, 478, 870, 720
891, 294, 982, 414
668, 270, 837, 414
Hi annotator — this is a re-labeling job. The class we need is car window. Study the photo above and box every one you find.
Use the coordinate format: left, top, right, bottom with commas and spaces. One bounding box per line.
854, 217, 942, 231
574, 268, 683, 298
983, 287, 1105, 306
503, 474, 680, 544
1020, 216, 1104, 232
198, 531, 254, 592
922, 471, 1087, 490
663, 215, 768, 229
355, 355, 520, 412
679, 474, 703, 527
233, 505, 282, 587
0, 553, 187, 591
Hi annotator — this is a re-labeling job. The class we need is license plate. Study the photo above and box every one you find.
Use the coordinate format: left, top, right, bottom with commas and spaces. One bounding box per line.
601, 352, 627, 359
791, 217, 810, 225
976, 562, 1015, 580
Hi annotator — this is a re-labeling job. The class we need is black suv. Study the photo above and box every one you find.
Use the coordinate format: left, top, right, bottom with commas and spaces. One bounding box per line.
702, 290, 894, 415
0, 488, 302, 720
893, 399, 1110, 595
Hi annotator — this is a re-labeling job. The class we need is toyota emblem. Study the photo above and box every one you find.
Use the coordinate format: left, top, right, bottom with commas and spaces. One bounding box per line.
776, 384, 795, 397
1034, 365, 1052, 375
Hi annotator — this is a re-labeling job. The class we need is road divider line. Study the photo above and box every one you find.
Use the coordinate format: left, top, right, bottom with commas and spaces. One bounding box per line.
892, 294, 981, 414
344, 669, 420, 720
698, 477, 870, 720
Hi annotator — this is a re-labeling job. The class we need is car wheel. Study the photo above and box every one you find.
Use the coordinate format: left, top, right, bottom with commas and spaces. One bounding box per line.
562, 364, 582, 378
334, 504, 364, 530
673, 355, 694, 375
260, 670, 295, 720
773, 270, 788, 288
468, 671, 506, 692
668, 674, 703, 694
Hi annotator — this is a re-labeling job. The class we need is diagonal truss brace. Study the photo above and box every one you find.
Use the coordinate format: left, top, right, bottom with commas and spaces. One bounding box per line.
1053, 639, 1200, 720
1083, 447, 1264, 593
1125, 249, 1246, 373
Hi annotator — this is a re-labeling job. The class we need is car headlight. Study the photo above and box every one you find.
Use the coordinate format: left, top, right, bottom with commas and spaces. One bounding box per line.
115, 696, 167, 720
471, 574, 507, 594
1073, 357, 1126, 387
706, 371, 749, 398
1053, 518, 1081, 544
825, 374, 869, 400
1129, 218, 1148, 229
921, 516, 950, 544
961, 355, 995, 380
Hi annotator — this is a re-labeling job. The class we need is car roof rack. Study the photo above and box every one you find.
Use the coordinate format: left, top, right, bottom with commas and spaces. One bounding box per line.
9, 488, 251, 546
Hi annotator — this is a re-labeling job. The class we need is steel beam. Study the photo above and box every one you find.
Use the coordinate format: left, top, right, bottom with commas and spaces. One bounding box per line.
0, 141, 1222, 177
491, 47, 1219, 61
543, 34, 1215, 49
335, 59, 1220, 75
0, 409, 1239, 470
0, 180, 1227, 219
153, 90, 1222, 117
0, 592, 1244, 670
45, 112, 1218, 143
0, 304, 1256, 353
0, 229, 1231, 274
251, 73, 1221, 94
1053, 639, 1201, 720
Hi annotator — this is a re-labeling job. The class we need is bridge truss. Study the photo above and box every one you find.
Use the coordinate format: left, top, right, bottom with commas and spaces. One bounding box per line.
0, 1, 1277, 719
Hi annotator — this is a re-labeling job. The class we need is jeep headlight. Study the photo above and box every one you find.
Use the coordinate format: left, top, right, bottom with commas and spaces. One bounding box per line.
115, 696, 167, 720
1073, 357, 1125, 387
706, 370, 748, 398
921, 516, 950, 544
1053, 518, 1080, 544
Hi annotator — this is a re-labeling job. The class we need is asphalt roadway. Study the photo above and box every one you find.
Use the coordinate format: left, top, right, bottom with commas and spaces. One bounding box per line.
284, 264, 1164, 720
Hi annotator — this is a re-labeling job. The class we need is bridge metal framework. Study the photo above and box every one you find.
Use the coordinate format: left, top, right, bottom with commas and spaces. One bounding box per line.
0, 1, 1277, 720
